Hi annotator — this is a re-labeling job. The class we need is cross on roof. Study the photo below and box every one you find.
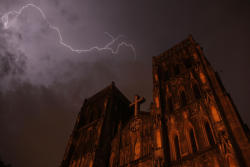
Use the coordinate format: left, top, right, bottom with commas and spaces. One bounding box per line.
129, 95, 145, 116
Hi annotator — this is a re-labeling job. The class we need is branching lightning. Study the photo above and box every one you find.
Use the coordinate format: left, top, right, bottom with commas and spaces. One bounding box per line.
0, 3, 136, 58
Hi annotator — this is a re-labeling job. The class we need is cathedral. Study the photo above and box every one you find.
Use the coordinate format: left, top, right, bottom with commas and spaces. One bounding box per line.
60, 36, 250, 167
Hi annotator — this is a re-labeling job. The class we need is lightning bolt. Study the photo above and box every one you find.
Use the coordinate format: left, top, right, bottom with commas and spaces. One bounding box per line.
0, 3, 136, 58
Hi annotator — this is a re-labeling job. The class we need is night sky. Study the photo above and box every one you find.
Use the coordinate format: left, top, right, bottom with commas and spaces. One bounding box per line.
0, 0, 249, 167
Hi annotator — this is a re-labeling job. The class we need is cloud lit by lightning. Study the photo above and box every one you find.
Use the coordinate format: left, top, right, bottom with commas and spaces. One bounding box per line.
1, 3, 136, 58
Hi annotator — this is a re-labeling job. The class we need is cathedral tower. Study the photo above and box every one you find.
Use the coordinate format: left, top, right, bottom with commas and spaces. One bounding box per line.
152, 35, 250, 166
60, 82, 131, 167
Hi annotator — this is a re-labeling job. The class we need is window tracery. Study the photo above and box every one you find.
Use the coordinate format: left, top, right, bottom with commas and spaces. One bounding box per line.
174, 135, 181, 160
193, 84, 201, 99
189, 128, 198, 153
181, 91, 187, 106
205, 121, 215, 146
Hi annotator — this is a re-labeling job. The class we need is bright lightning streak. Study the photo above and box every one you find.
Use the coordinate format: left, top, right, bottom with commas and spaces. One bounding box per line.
0, 3, 136, 58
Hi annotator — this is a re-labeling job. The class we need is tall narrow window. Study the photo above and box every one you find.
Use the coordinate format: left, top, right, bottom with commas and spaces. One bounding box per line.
205, 122, 215, 145
168, 97, 173, 112
181, 91, 187, 106
195, 48, 201, 57
174, 135, 181, 160
89, 112, 94, 123
162, 70, 170, 81
166, 70, 170, 80
156, 67, 161, 81
174, 65, 180, 75
193, 84, 201, 99
184, 58, 192, 68
189, 129, 197, 153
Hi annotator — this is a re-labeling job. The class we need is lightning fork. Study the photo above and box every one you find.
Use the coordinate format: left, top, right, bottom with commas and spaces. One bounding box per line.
0, 3, 136, 58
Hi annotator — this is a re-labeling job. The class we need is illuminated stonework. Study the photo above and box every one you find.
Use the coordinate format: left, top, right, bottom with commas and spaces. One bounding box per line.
155, 97, 160, 109
61, 36, 250, 167
152, 35, 250, 167
211, 105, 221, 122
156, 130, 162, 148
199, 71, 206, 84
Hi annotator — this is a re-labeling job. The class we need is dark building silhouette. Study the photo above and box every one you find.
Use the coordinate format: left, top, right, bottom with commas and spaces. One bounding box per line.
60, 82, 131, 167
61, 36, 250, 167
0, 157, 11, 167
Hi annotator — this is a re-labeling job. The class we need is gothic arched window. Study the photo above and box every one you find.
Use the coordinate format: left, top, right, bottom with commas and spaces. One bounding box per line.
174, 135, 181, 160
181, 91, 187, 106
184, 57, 193, 68
89, 111, 94, 123
193, 84, 201, 99
168, 97, 173, 112
174, 65, 180, 75
189, 129, 197, 153
205, 122, 215, 145
163, 70, 170, 81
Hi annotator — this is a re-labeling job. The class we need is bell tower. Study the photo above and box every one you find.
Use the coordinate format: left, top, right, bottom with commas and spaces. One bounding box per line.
152, 35, 250, 166
60, 82, 131, 167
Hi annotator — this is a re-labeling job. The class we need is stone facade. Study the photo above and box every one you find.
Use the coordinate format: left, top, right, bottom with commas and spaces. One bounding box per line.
60, 82, 132, 167
61, 36, 250, 167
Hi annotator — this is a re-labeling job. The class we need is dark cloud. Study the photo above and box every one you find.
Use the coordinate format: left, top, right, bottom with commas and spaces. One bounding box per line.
60, 9, 80, 24
0, 24, 27, 90
0, 0, 23, 11
0, 83, 77, 167
0, 51, 26, 77
51, 0, 60, 7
